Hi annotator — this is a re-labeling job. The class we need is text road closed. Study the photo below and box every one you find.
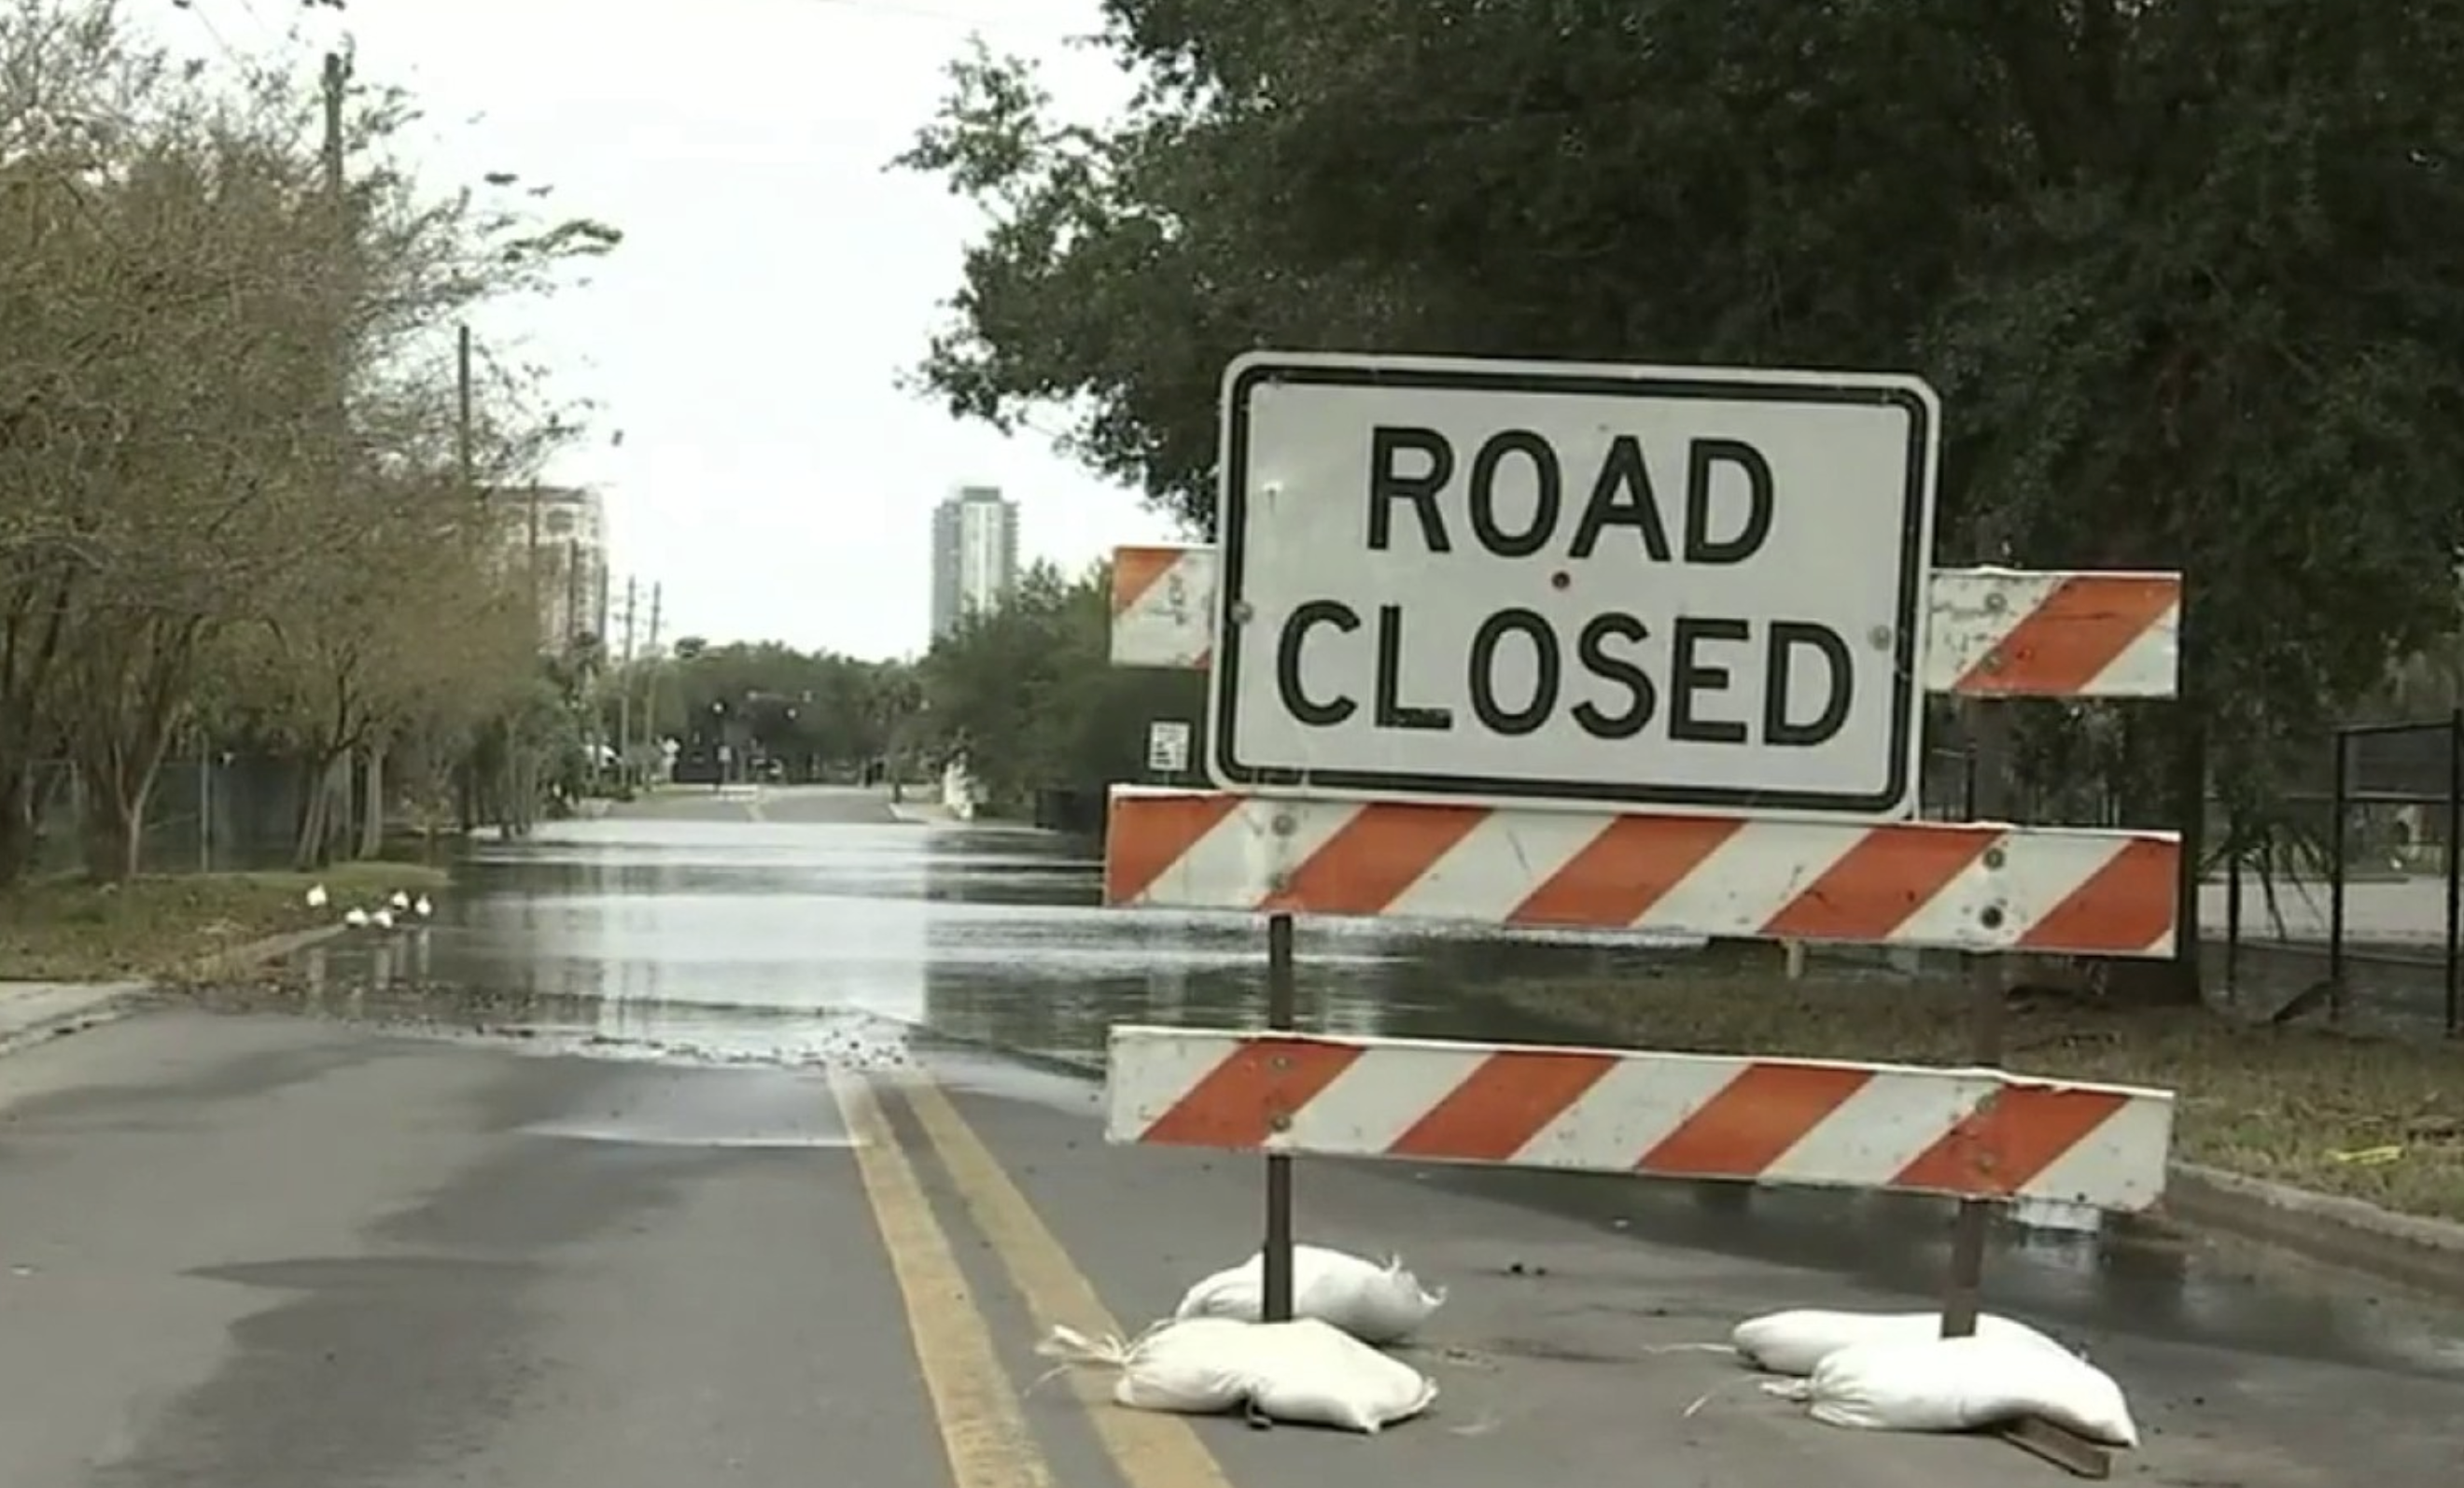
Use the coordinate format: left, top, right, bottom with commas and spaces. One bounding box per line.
1210, 355, 1941, 818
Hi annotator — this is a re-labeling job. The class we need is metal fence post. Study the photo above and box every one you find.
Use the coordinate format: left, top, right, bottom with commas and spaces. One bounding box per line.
2223, 810, 2242, 1004
2329, 728, 2350, 1020
2446, 709, 2462, 1037
194, 753, 212, 872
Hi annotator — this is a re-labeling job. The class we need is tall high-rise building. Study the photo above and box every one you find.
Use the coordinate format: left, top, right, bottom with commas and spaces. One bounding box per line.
930, 484, 1020, 640
486, 485, 610, 654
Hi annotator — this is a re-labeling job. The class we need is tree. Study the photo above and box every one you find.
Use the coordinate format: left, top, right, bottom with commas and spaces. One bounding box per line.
210, 472, 539, 866
903, 0, 2464, 991
48, 117, 358, 879
917, 560, 1200, 811
643, 642, 917, 776
0, 1, 622, 883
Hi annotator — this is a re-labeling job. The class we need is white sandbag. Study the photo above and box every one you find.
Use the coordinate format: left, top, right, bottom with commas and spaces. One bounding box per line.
1037, 1316, 1437, 1434
1243, 1317, 1439, 1433
1172, 1244, 1446, 1344
1763, 1332, 2139, 1448
1038, 1318, 1258, 1414
1730, 1308, 2071, 1377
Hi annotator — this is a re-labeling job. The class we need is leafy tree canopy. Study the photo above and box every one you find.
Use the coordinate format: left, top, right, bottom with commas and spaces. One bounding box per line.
649, 642, 917, 769
918, 561, 1201, 808
901, 0, 2464, 813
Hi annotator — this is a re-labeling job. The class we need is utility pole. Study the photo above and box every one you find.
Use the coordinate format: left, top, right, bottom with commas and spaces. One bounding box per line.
455, 324, 474, 492
319, 49, 358, 860
566, 536, 595, 779
641, 582, 664, 763
617, 577, 638, 780
564, 538, 582, 651
319, 49, 349, 406
525, 484, 542, 644
320, 52, 348, 206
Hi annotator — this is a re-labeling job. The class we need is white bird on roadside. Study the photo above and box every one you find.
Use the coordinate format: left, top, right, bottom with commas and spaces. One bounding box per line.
372, 907, 395, 931
343, 907, 371, 928
413, 894, 434, 919
388, 890, 411, 912
304, 883, 329, 909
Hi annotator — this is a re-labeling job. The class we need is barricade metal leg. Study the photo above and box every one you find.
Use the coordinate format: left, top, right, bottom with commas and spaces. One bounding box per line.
1950, 668, 2111, 1479
1262, 911, 1296, 1322
1939, 987, 2005, 1336
1943, 694, 2009, 1340
1996, 1418, 2113, 1479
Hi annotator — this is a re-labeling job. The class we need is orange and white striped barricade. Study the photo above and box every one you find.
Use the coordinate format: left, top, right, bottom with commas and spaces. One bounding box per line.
1098, 352, 2179, 1476
1105, 1029, 2175, 1214
1103, 793, 2174, 956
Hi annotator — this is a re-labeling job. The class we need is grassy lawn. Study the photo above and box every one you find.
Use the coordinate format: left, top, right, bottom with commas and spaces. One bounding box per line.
1491, 971, 2464, 1224
0, 861, 451, 984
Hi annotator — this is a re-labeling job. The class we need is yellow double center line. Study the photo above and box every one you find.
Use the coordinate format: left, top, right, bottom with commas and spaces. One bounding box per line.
829, 1068, 1238, 1488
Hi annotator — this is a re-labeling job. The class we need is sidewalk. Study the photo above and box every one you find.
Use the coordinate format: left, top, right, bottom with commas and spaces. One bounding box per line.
0, 920, 345, 1054
0, 980, 148, 1050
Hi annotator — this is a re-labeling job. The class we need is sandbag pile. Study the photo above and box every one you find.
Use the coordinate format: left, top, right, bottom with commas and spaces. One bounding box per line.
1734, 1307, 2140, 1448
1034, 1245, 2145, 1448
1172, 1243, 1446, 1345
1036, 1243, 1447, 1435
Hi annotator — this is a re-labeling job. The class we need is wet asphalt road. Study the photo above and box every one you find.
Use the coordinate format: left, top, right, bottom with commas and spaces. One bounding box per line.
3, 784, 2462, 1486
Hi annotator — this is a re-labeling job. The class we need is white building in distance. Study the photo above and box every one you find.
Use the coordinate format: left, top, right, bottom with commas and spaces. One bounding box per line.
930, 484, 1020, 640
490, 485, 609, 654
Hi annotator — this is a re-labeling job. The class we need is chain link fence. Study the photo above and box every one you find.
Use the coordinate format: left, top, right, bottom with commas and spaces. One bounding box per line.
20, 755, 315, 877
2210, 715, 2463, 1038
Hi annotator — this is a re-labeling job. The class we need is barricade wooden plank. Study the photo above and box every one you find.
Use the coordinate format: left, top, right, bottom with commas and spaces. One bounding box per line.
1105, 786, 2179, 958
1105, 1025, 2177, 1212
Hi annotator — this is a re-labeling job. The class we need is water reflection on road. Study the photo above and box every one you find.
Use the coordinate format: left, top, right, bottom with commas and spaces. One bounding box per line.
285, 788, 2464, 1384
336, 810, 1691, 1058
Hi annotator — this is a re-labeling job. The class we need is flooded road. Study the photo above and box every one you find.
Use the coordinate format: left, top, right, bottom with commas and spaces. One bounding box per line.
288, 786, 2464, 1388
10, 781, 2464, 1487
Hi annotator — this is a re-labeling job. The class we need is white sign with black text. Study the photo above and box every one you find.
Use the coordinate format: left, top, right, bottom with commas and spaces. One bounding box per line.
1146, 719, 1194, 776
1207, 352, 1941, 819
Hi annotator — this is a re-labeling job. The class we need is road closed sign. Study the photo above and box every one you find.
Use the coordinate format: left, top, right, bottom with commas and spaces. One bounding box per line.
1207, 352, 1941, 818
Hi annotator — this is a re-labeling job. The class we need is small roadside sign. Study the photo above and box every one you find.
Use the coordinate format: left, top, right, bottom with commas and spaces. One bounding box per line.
1146, 719, 1193, 775
1207, 351, 1941, 819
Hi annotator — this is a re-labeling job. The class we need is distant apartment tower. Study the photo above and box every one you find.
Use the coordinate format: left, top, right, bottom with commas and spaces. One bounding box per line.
489, 485, 610, 654
930, 484, 1020, 639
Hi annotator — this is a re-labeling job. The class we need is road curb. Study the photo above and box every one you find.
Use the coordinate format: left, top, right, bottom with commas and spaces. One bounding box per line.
0, 923, 348, 1060
171, 922, 349, 984
0, 984, 147, 1058
2159, 1160, 2464, 1296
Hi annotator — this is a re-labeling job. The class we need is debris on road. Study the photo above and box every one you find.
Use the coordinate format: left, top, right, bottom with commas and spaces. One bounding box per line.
1171, 1243, 1446, 1345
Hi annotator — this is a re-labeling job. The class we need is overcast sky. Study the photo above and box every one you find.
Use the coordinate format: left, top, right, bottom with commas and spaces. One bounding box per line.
165, 0, 1183, 660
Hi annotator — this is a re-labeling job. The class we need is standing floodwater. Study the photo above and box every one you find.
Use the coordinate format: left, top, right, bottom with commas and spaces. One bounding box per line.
267, 785, 2464, 1387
